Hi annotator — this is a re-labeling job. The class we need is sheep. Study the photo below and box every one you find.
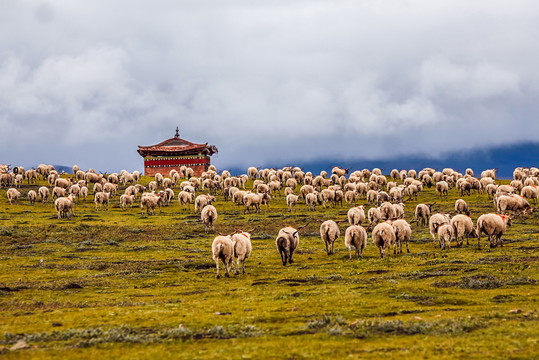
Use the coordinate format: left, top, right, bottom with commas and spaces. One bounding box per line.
38, 186, 50, 203
320, 220, 340, 255
195, 194, 214, 212
140, 191, 166, 215
287, 194, 299, 211
248, 167, 259, 179
6, 188, 21, 205
178, 191, 194, 210
148, 181, 158, 192
212, 235, 234, 278
476, 213, 511, 249
344, 225, 367, 259
269, 180, 282, 196
26, 190, 37, 205
52, 186, 66, 199
120, 194, 136, 210
103, 183, 118, 197
244, 192, 262, 213
435, 181, 449, 197
485, 183, 497, 200
496, 194, 533, 216
521, 185, 538, 204
451, 214, 477, 247
437, 224, 454, 250
285, 178, 298, 191
94, 192, 111, 210
429, 213, 451, 248
305, 192, 318, 211
391, 219, 411, 254
54, 195, 75, 219
347, 206, 365, 226
344, 190, 357, 205
232, 231, 252, 275
284, 187, 294, 197
455, 199, 470, 216
80, 186, 88, 200
371, 222, 396, 258
232, 190, 247, 205
368, 207, 381, 226
414, 203, 432, 226
93, 182, 103, 194
380, 202, 397, 221
154, 173, 164, 186
25, 169, 38, 184
164, 188, 174, 206
201, 204, 218, 232
275, 226, 300, 266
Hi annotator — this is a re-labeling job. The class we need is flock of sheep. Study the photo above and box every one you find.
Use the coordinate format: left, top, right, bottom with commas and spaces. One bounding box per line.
1, 163, 538, 278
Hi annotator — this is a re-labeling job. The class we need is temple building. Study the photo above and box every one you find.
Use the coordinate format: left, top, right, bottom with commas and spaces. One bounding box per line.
137, 128, 218, 176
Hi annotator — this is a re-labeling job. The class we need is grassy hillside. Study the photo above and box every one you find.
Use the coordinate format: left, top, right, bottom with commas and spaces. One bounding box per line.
0, 174, 537, 359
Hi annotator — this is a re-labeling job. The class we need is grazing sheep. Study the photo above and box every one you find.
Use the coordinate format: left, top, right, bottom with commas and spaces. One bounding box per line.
320, 220, 340, 255
52, 186, 66, 199
69, 184, 81, 200
148, 181, 158, 192
429, 213, 451, 248
496, 194, 533, 215
344, 190, 357, 205
485, 183, 497, 200
94, 192, 111, 210
347, 206, 365, 225
437, 224, 454, 250
435, 181, 449, 197
248, 167, 259, 179
284, 187, 294, 197
414, 203, 432, 226
38, 186, 50, 203
28, 190, 37, 204
25, 169, 38, 184
344, 225, 368, 259
163, 188, 174, 206
451, 214, 477, 247
243, 192, 262, 214
391, 219, 411, 254
103, 183, 118, 197
140, 192, 165, 215
380, 202, 397, 221
305, 192, 318, 211
178, 191, 194, 210
6, 188, 21, 205
287, 194, 299, 211
371, 222, 396, 258
276, 226, 300, 266
476, 213, 511, 249
521, 185, 538, 204
368, 207, 381, 226
154, 173, 164, 186
80, 186, 88, 200
212, 235, 234, 278
455, 199, 470, 216
232, 231, 252, 275
55, 195, 75, 219
201, 205, 218, 232
120, 194, 136, 210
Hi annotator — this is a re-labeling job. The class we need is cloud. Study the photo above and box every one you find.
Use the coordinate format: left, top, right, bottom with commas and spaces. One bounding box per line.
0, 1, 538, 172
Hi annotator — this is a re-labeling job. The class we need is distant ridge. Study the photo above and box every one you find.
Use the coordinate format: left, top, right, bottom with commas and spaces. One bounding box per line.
228, 142, 539, 179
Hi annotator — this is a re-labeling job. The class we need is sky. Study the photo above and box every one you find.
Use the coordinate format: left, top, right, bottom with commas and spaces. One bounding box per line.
1, 1, 538, 173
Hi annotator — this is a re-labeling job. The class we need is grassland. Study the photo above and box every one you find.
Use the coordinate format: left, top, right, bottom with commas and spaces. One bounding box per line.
0, 174, 537, 359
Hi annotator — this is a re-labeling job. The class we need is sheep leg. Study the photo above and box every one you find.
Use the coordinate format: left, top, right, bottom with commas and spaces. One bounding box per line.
215, 259, 221, 279
406, 240, 410, 253
348, 247, 352, 260
242, 259, 246, 274
288, 250, 294, 264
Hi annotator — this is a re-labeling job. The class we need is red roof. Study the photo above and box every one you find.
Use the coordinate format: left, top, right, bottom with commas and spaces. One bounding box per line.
137, 133, 218, 157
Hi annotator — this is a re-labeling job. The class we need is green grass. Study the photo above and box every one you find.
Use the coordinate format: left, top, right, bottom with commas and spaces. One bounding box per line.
0, 174, 537, 359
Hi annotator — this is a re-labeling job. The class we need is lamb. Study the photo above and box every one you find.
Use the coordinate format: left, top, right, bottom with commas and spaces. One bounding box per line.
201, 205, 218, 232
320, 220, 340, 255
55, 195, 75, 219
94, 192, 111, 210
6, 188, 21, 205
391, 219, 411, 254
344, 225, 368, 259
140, 191, 165, 215
437, 224, 454, 250
371, 222, 396, 258
451, 214, 477, 247
347, 205, 365, 225
120, 194, 136, 210
455, 199, 470, 216
178, 191, 194, 210
414, 203, 432, 226
212, 235, 234, 278
429, 213, 451, 248
287, 194, 299, 211
38, 186, 50, 203
231, 231, 252, 275
476, 213, 511, 249
276, 226, 301, 265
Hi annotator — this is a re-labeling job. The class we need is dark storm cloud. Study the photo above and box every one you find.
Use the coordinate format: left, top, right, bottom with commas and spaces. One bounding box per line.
0, 1, 538, 172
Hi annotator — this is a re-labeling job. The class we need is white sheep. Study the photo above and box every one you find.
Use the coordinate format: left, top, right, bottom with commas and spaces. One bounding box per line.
391, 219, 411, 254
371, 222, 396, 258
6, 188, 21, 205
287, 194, 299, 211
320, 220, 340, 255
437, 224, 454, 250
28, 190, 37, 204
212, 235, 234, 278
94, 192, 111, 210
435, 181, 449, 197
450, 214, 477, 247
429, 213, 451, 248
231, 231, 252, 275
178, 191, 194, 210
414, 203, 431, 226
38, 186, 50, 203
80, 186, 88, 200
201, 205, 218, 232
368, 207, 381, 226
347, 206, 365, 226
455, 199, 470, 216
305, 192, 318, 211
120, 194, 136, 210
140, 192, 165, 215
344, 225, 367, 259
55, 195, 75, 219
